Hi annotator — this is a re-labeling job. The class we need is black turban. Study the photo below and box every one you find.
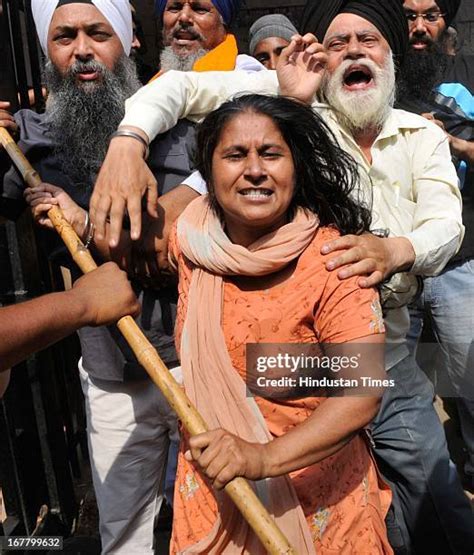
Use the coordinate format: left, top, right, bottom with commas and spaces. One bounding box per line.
301, 0, 409, 61
436, 0, 461, 28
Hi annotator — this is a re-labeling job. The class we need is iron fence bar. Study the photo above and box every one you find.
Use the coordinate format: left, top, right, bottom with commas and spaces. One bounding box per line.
4, 0, 30, 109
29, 351, 76, 529
0, 0, 18, 110
0, 395, 31, 536
24, 0, 45, 112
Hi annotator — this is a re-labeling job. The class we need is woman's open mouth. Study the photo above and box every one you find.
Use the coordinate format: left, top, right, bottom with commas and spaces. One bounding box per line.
239, 188, 274, 200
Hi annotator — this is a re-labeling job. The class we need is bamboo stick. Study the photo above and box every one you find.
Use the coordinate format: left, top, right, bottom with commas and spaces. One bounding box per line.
0, 126, 296, 555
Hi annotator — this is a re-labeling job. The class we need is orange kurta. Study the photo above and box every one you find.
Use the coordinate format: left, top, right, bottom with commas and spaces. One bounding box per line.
171, 226, 392, 554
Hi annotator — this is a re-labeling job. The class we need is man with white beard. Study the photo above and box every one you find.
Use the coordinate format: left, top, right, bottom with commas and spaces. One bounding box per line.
299, 6, 474, 551
86, 0, 474, 552
320, 48, 396, 138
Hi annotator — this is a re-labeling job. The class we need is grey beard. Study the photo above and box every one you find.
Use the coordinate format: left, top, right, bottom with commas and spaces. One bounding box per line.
159, 45, 208, 72
43, 55, 141, 186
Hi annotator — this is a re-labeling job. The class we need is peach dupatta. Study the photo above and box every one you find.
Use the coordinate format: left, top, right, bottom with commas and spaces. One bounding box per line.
176, 196, 319, 554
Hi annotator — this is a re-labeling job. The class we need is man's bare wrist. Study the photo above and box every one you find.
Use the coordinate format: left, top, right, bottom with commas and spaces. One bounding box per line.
388, 237, 416, 273
64, 288, 90, 327
279, 86, 313, 105
73, 208, 88, 238
110, 130, 149, 159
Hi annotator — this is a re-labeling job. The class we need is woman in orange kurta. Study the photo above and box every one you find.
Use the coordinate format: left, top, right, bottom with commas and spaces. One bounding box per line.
169, 94, 393, 554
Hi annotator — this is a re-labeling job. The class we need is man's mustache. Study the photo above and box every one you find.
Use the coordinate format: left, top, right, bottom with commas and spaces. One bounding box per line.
68, 60, 106, 76
171, 23, 204, 41
409, 35, 434, 47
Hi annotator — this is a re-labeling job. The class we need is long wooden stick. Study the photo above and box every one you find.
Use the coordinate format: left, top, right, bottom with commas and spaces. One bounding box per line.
0, 127, 296, 555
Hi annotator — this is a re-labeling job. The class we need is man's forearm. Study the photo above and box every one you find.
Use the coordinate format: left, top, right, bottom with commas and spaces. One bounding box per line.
450, 136, 474, 164
90, 227, 133, 268
405, 137, 464, 276
131, 184, 200, 276
0, 262, 140, 371
121, 70, 279, 142
404, 220, 463, 276
0, 290, 90, 372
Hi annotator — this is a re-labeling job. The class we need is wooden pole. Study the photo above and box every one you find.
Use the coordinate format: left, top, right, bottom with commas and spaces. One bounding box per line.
0, 127, 296, 555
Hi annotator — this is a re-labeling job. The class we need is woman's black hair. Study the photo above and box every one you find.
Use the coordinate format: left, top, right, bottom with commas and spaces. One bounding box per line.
195, 94, 372, 235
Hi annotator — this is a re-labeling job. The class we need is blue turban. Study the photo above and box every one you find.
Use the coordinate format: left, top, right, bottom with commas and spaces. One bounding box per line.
155, 0, 240, 26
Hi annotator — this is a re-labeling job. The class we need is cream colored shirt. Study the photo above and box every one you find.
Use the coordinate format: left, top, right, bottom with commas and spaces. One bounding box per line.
317, 106, 463, 362
122, 70, 463, 366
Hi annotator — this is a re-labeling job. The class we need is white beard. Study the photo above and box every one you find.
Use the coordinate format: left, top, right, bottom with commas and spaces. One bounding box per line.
159, 45, 209, 72
322, 54, 396, 134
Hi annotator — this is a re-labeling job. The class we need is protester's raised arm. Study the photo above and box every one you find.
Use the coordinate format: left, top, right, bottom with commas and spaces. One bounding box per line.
277, 34, 328, 105
90, 69, 279, 247
121, 69, 280, 141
